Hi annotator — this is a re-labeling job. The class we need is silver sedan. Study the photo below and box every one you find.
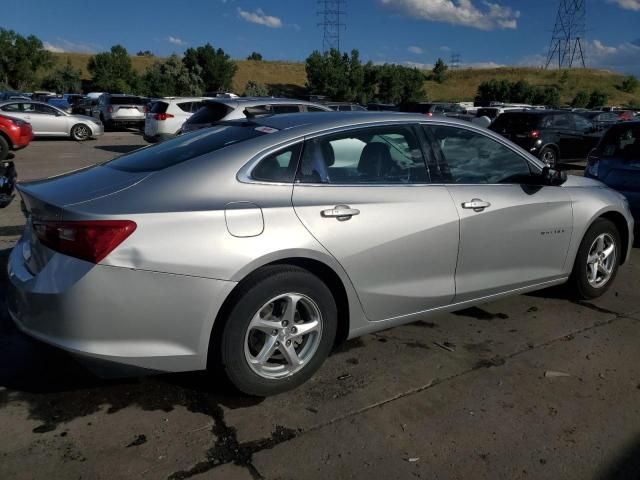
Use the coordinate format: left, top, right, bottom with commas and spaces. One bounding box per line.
7, 112, 633, 396
0, 100, 103, 141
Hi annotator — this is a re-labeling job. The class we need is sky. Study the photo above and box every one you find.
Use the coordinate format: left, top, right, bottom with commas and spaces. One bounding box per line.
2, 0, 640, 74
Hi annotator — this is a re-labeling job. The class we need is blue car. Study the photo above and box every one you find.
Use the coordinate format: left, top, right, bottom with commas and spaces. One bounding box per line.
46, 97, 72, 113
585, 121, 640, 219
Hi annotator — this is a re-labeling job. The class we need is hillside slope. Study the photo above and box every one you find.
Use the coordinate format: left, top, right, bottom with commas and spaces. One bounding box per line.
50, 52, 637, 105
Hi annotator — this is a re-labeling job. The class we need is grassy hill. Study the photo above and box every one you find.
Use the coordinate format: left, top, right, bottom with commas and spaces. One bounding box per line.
50, 52, 638, 106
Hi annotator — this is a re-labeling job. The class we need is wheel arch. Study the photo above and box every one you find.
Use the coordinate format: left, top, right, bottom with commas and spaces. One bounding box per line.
0, 130, 13, 149
597, 210, 631, 265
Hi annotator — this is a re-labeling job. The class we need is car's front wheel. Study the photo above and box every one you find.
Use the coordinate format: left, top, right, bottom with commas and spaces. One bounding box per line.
570, 218, 621, 299
70, 124, 91, 141
218, 266, 337, 396
539, 147, 558, 168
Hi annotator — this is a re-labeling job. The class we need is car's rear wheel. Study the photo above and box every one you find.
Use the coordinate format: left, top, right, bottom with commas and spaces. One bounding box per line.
0, 135, 9, 160
540, 147, 557, 168
71, 124, 91, 141
570, 218, 621, 299
218, 266, 337, 396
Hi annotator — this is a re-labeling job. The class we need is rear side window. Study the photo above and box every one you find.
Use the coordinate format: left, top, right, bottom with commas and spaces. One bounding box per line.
600, 125, 640, 158
110, 96, 145, 105
105, 125, 266, 172
551, 114, 572, 128
252, 143, 302, 183
0, 103, 21, 112
150, 102, 169, 114
188, 102, 232, 124
490, 113, 540, 133
271, 105, 301, 114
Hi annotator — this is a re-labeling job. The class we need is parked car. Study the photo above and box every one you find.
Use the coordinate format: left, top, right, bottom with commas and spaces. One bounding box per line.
7, 112, 633, 396
399, 102, 467, 117
366, 103, 398, 111
476, 106, 527, 122
0, 101, 103, 141
489, 110, 601, 167
580, 110, 634, 131
92, 94, 147, 130
0, 113, 33, 160
0, 159, 17, 208
73, 96, 98, 116
324, 102, 367, 112
181, 97, 331, 133
585, 121, 640, 219
46, 96, 73, 114
144, 97, 208, 143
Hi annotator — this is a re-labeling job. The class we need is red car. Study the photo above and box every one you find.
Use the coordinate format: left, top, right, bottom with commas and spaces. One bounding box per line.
0, 113, 33, 160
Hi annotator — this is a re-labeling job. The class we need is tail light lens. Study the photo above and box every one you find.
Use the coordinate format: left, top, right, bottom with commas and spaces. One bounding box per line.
154, 113, 175, 121
107, 106, 113, 113
33, 220, 136, 263
528, 130, 541, 139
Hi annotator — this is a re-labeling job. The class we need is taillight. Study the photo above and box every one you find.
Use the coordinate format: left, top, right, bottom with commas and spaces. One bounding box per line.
154, 113, 175, 121
528, 130, 540, 139
33, 220, 136, 263
107, 106, 113, 113
426, 112, 433, 117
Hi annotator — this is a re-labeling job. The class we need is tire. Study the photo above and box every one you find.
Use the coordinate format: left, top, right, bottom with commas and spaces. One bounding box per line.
0, 135, 8, 161
217, 265, 337, 396
539, 147, 558, 168
70, 124, 91, 141
569, 218, 621, 300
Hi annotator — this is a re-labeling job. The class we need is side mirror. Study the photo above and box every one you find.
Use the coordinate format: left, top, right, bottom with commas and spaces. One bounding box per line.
542, 166, 567, 186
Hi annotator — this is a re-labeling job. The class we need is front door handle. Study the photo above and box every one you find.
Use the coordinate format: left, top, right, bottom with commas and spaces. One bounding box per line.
461, 199, 491, 212
321, 205, 360, 221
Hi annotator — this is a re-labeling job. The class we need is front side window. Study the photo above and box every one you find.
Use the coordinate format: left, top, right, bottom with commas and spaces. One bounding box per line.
601, 125, 640, 158
573, 115, 593, 131
296, 125, 428, 184
34, 104, 58, 115
252, 144, 302, 183
426, 125, 532, 184
552, 114, 572, 129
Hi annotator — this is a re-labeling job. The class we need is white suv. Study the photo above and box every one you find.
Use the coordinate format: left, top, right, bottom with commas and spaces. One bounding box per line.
144, 97, 208, 143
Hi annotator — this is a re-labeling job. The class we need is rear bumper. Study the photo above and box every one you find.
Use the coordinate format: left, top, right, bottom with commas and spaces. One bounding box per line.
7, 239, 236, 373
107, 117, 144, 126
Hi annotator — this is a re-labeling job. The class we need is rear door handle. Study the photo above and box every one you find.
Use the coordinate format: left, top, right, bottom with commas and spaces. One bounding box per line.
321, 205, 360, 220
461, 199, 491, 212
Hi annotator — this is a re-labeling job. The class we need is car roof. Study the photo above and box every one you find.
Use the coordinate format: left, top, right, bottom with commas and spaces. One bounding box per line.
205, 97, 329, 107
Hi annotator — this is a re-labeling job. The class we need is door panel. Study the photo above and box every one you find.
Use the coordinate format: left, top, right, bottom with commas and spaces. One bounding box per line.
293, 185, 459, 320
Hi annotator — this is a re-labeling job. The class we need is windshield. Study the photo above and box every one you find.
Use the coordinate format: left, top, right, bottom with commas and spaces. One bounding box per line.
600, 124, 640, 158
104, 125, 267, 172
188, 102, 232, 124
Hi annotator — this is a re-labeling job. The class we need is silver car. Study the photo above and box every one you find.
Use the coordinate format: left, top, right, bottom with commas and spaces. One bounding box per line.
0, 100, 104, 141
92, 94, 147, 130
7, 112, 633, 396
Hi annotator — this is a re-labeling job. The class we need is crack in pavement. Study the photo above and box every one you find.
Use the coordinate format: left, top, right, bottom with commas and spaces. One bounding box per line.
168, 305, 630, 479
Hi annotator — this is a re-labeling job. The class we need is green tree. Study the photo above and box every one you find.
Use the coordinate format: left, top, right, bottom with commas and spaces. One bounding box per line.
141, 54, 203, 97
475, 79, 511, 103
532, 86, 560, 108
88, 45, 139, 93
0, 28, 52, 90
244, 80, 270, 97
621, 76, 639, 94
246, 52, 263, 61
42, 59, 82, 93
431, 58, 448, 84
509, 80, 534, 103
136, 50, 154, 57
588, 89, 608, 108
376, 64, 426, 104
571, 90, 590, 108
183, 44, 237, 92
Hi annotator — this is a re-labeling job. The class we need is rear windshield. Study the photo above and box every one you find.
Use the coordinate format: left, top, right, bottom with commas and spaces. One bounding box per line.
600, 124, 640, 158
490, 113, 540, 132
105, 125, 267, 172
149, 101, 169, 114
110, 96, 145, 105
187, 102, 232, 124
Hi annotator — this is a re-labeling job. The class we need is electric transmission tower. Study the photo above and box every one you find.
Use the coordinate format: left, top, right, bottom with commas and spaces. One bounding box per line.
545, 0, 586, 69
317, 0, 346, 53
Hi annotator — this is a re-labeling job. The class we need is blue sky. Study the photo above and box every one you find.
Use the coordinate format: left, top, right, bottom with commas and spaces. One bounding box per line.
3, 0, 640, 74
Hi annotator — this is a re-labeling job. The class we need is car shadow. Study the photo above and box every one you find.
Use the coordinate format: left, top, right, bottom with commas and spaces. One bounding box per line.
94, 145, 145, 154
595, 435, 640, 479
0, 247, 263, 435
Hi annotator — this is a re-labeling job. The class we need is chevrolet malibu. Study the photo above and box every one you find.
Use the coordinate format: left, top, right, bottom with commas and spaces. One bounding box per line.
7, 112, 633, 396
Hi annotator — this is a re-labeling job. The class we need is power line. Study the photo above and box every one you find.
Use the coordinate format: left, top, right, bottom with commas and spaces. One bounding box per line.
545, 0, 586, 69
317, 0, 347, 53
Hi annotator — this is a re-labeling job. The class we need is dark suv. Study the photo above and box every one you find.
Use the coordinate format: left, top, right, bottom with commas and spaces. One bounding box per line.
489, 110, 601, 167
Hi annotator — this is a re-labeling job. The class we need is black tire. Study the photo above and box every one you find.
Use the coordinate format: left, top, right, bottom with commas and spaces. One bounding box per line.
0, 135, 8, 161
569, 218, 621, 300
217, 265, 337, 396
70, 123, 91, 141
539, 146, 558, 168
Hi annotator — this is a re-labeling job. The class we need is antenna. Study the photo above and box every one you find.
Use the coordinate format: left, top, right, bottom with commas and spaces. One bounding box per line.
317, 0, 347, 53
545, 0, 586, 69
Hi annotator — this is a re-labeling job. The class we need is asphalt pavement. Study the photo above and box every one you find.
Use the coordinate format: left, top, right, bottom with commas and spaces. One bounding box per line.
0, 132, 638, 480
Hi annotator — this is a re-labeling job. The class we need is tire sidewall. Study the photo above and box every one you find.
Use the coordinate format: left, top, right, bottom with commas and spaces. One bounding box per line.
0, 136, 8, 160
572, 218, 621, 299
220, 268, 337, 396
540, 147, 557, 168
71, 124, 90, 141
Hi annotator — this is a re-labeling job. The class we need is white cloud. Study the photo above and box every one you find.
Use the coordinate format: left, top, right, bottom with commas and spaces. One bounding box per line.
238, 8, 283, 28
168, 36, 187, 46
42, 38, 98, 53
608, 0, 640, 11
380, 0, 519, 30
408, 45, 424, 54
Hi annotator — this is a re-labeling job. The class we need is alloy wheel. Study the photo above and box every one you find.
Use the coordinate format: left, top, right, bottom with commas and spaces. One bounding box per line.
586, 233, 616, 288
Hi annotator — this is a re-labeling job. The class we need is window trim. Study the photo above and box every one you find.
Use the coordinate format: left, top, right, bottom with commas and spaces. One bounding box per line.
237, 138, 306, 186
422, 122, 545, 186
250, 142, 303, 183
